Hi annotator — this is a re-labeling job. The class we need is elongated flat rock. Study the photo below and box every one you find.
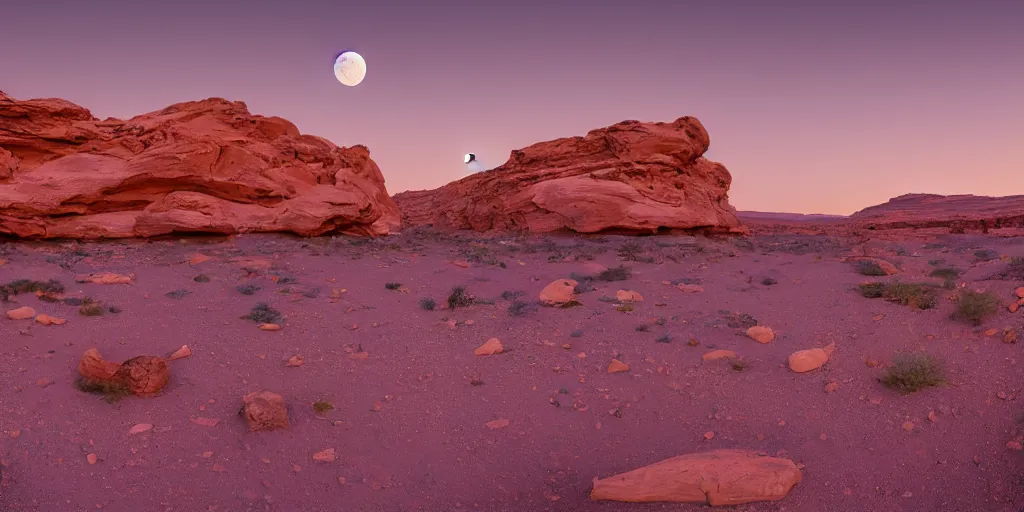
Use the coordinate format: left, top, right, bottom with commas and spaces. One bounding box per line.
590, 449, 801, 506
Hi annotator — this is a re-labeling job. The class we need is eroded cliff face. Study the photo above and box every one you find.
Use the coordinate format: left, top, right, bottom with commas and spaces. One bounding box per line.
393, 117, 745, 235
0, 91, 400, 239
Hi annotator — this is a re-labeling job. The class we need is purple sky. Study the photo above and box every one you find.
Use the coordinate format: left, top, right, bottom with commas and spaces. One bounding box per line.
2, 0, 1022, 214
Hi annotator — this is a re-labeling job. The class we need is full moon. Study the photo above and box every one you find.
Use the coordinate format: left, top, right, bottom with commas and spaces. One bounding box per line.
333, 51, 366, 87
464, 153, 476, 164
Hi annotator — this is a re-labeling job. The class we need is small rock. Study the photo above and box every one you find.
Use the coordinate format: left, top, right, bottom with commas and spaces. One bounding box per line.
676, 284, 704, 293
6, 307, 36, 320
996, 391, 1008, 400
824, 381, 839, 393
86, 453, 98, 465
746, 326, 775, 344
983, 328, 999, 337
902, 421, 915, 432
902, 491, 913, 499
474, 338, 503, 356
190, 417, 220, 427
128, 423, 153, 435
258, 323, 281, 331
169, 345, 192, 360
312, 448, 336, 462
865, 358, 880, 368
35, 378, 53, 388
241, 391, 289, 432
703, 431, 715, 440
928, 410, 937, 423
1015, 286, 1024, 299
338, 477, 346, 485
788, 343, 836, 373
285, 355, 304, 367
1007, 440, 1023, 451
486, 418, 510, 430
1003, 329, 1017, 344
348, 351, 369, 360
607, 359, 630, 374
615, 290, 644, 302
211, 463, 227, 472
35, 314, 66, 326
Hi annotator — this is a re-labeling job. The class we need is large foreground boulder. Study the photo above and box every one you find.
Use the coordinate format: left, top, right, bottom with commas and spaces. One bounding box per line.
393, 117, 745, 235
0, 91, 400, 238
590, 449, 802, 506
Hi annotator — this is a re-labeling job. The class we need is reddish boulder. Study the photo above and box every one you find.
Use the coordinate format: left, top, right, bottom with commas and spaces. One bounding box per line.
393, 117, 745, 234
590, 449, 801, 505
0, 91, 400, 238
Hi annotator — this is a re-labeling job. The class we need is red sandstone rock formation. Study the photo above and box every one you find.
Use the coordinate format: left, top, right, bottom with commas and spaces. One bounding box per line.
850, 193, 1024, 232
393, 117, 745, 235
0, 90, 400, 238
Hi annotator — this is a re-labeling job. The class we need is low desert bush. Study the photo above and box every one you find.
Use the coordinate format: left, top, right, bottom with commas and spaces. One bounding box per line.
951, 290, 1001, 325
880, 353, 945, 393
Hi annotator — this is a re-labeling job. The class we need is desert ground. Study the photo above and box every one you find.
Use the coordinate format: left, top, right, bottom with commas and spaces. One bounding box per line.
1, 230, 1023, 512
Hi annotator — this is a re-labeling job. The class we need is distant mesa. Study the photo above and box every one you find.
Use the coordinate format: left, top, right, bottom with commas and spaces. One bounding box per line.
394, 117, 746, 235
849, 193, 1024, 232
0, 90, 400, 239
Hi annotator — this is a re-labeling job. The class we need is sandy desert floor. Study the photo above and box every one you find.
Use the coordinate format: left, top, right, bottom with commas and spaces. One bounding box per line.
1, 230, 1022, 512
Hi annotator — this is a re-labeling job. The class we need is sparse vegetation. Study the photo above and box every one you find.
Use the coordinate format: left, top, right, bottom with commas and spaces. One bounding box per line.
243, 302, 281, 324
419, 297, 436, 311
500, 290, 523, 301
236, 284, 261, 295
761, 277, 777, 286
79, 298, 104, 316
635, 324, 650, 332
880, 353, 946, 393
973, 249, 998, 261
730, 359, 750, 372
75, 377, 129, 403
721, 310, 758, 329
618, 242, 654, 263
985, 256, 1024, 281
951, 290, 1001, 325
193, 274, 211, 283
880, 282, 939, 310
507, 300, 537, 316
655, 333, 672, 343
166, 289, 190, 299
569, 275, 596, 294
384, 282, 402, 290
597, 265, 631, 282
855, 260, 888, 276
275, 275, 298, 285
312, 400, 334, 414
857, 282, 886, 299
447, 286, 474, 310
928, 267, 960, 280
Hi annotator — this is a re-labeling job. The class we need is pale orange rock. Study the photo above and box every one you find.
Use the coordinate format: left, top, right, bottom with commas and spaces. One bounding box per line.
928, 410, 937, 423
1016, 286, 1024, 299
616, 290, 644, 302
258, 323, 281, 331
701, 350, 738, 361
393, 117, 746, 235
450, 260, 470, 268
285, 355, 304, 367
0, 92, 400, 239
746, 326, 775, 344
241, 390, 289, 432
902, 421, 915, 432
539, 279, 579, 307
87, 453, 98, 465
486, 418, 510, 430
348, 351, 369, 360
74, 273, 133, 284
191, 417, 220, 427
474, 338, 504, 356
703, 431, 715, 440
788, 343, 836, 373
1010, 302, 1020, 313
168, 345, 191, 360
128, 423, 153, 435
312, 448, 336, 462
6, 306, 36, 320
676, 284, 704, 293
607, 359, 630, 374
1004, 329, 1017, 343
35, 314, 66, 325
983, 328, 998, 337
590, 449, 801, 505
824, 381, 839, 393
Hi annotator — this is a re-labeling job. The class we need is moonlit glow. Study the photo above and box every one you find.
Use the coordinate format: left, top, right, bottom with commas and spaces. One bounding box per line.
464, 152, 485, 174
464, 153, 475, 164
333, 51, 366, 87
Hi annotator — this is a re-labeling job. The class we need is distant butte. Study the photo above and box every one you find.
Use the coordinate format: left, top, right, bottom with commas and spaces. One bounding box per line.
393, 117, 747, 235
0, 90, 400, 239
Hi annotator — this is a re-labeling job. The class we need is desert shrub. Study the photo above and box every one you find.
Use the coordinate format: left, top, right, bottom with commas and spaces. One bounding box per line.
618, 242, 654, 263
384, 282, 402, 290
166, 289, 190, 299
986, 257, 1024, 280
928, 267, 960, 280
973, 249, 998, 261
951, 290, 1001, 325
858, 282, 886, 298
508, 300, 537, 316
655, 333, 672, 343
237, 284, 261, 295
761, 277, 777, 286
193, 274, 211, 283
3, 278, 65, 296
79, 298, 105, 317
312, 401, 334, 413
880, 353, 945, 393
856, 260, 888, 276
419, 297, 436, 310
635, 324, 650, 332
243, 302, 281, 324
597, 265, 631, 282
447, 286, 474, 310
500, 290, 523, 301
882, 283, 938, 310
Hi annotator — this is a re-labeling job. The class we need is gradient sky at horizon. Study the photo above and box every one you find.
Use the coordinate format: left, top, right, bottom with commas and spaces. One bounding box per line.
2, 0, 1022, 215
